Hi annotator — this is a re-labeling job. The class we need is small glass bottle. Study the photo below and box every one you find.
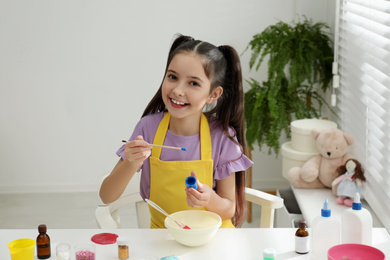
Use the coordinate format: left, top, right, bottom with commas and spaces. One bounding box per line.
295, 219, 309, 254
37, 224, 51, 259
117, 236, 129, 260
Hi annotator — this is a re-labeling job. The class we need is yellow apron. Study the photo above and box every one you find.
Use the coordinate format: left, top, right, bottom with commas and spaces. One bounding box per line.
149, 112, 234, 228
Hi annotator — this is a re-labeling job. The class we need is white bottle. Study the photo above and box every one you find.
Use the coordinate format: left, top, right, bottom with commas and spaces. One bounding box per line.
341, 192, 372, 245
311, 198, 340, 260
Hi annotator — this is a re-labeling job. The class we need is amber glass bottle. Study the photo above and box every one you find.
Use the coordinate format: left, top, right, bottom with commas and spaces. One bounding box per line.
295, 220, 309, 254
37, 224, 51, 259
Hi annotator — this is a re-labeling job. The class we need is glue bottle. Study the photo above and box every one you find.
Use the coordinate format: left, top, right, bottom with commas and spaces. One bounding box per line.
311, 198, 340, 260
341, 192, 372, 245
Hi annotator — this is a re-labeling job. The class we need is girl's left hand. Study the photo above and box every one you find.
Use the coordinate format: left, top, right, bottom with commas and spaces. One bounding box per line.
185, 171, 213, 208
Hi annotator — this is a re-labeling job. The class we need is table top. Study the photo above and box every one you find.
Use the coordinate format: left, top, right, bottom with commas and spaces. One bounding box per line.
291, 186, 384, 227
2, 228, 389, 260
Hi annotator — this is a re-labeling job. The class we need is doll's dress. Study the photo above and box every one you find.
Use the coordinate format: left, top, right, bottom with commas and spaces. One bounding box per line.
336, 171, 363, 199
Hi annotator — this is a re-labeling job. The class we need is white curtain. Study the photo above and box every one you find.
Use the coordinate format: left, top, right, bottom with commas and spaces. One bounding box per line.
335, 0, 390, 231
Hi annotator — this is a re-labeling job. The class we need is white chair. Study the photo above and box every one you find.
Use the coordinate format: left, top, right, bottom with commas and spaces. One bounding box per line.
95, 173, 151, 229
95, 174, 284, 229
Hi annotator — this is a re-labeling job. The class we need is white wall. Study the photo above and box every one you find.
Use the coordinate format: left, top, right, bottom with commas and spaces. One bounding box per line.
0, 0, 334, 193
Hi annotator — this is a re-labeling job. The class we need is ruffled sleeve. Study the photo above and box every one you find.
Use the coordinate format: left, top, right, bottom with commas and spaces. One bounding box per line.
212, 124, 254, 181
215, 154, 253, 181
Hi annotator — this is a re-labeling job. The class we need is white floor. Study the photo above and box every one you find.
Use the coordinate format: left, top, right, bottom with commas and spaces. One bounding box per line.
0, 192, 261, 229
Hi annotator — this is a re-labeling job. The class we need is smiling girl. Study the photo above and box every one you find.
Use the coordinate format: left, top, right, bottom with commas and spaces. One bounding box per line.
99, 34, 253, 228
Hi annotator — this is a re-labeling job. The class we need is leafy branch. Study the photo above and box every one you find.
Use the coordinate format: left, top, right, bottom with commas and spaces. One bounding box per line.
244, 16, 334, 154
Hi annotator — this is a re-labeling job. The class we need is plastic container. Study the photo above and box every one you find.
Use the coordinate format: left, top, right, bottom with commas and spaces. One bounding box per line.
341, 192, 373, 245
291, 119, 337, 153
281, 142, 318, 179
8, 238, 35, 260
75, 244, 96, 260
311, 198, 340, 260
328, 243, 385, 260
185, 176, 197, 190
56, 242, 71, 260
263, 248, 276, 260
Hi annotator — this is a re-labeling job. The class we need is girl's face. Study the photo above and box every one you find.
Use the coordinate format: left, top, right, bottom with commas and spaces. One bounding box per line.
161, 53, 222, 121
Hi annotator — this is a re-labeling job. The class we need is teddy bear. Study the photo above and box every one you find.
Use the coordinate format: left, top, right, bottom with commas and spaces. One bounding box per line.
287, 128, 354, 193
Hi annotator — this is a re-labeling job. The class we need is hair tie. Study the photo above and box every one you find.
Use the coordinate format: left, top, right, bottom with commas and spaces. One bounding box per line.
218, 45, 225, 53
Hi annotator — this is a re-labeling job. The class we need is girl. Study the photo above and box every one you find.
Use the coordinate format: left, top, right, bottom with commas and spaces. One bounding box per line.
332, 158, 366, 207
99, 34, 253, 228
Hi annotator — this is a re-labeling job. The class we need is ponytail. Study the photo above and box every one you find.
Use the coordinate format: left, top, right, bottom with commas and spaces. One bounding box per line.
209, 45, 247, 227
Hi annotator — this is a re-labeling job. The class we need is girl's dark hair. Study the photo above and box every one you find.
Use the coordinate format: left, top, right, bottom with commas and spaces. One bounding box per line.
142, 34, 247, 227
336, 158, 366, 182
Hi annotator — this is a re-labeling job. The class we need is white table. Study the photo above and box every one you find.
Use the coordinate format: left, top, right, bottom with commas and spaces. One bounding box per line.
291, 187, 383, 227
1, 228, 389, 260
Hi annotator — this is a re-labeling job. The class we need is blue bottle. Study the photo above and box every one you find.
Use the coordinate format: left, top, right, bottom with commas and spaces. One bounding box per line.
185, 176, 197, 190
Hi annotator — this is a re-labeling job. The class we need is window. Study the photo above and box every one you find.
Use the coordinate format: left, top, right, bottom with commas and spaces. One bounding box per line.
334, 0, 390, 231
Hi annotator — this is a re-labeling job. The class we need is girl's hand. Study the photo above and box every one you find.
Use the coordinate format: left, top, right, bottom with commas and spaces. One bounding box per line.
123, 135, 151, 169
185, 171, 213, 208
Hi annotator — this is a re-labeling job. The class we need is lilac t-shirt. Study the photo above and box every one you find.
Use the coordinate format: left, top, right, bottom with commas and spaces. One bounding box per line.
117, 112, 253, 199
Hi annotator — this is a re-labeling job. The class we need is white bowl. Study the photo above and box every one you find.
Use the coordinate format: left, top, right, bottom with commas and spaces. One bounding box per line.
164, 210, 222, 247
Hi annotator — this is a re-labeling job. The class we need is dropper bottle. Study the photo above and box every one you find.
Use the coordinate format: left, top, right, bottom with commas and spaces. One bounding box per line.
341, 192, 372, 245
311, 198, 340, 260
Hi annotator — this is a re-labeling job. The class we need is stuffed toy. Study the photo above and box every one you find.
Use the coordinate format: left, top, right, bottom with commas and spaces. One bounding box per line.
287, 128, 354, 190
332, 158, 366, 207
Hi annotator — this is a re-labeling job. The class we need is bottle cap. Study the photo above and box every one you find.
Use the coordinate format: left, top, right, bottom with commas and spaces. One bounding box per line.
117, 236, 130, 246
38, 224, 47, 233
321, 198, 331, 217
298, 219, 306, 228
263, 248, 276, 258
185, 176, 197, 190
352, 192, 362, 210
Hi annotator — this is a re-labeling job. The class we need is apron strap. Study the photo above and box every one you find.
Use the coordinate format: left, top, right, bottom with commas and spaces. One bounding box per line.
200, 113, 212, 161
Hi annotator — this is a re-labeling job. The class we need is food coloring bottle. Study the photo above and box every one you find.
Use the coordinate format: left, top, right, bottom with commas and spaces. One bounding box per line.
311, 198, 340, 260
341, 192, 373, 245
295, 219, 309, 254
185, 176, 197, 190
37, 224, 51, 259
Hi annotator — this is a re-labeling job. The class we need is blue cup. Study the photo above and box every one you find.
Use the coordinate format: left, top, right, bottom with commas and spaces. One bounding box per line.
185, 176, 197, 190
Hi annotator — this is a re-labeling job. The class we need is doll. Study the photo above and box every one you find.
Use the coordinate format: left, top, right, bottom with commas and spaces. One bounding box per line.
332, 158, 366, 207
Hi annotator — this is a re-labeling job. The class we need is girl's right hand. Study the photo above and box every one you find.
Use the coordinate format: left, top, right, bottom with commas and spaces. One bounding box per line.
123, 135, 151, 168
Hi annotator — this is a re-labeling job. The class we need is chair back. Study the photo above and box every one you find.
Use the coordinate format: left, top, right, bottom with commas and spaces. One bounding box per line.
95, 174, 284, 229
95, 173, 150, 229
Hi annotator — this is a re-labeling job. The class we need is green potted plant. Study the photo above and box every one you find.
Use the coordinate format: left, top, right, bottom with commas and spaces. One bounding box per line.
244, 16, 334, 154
